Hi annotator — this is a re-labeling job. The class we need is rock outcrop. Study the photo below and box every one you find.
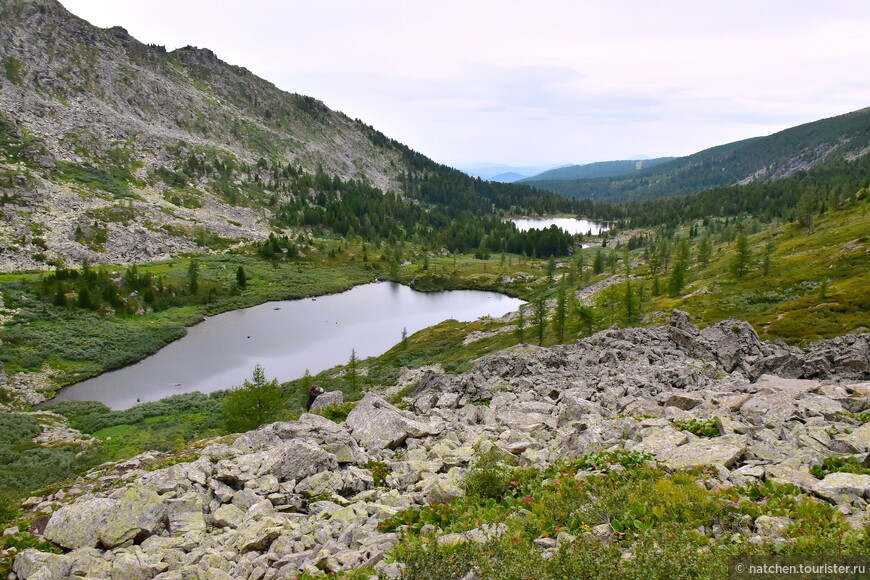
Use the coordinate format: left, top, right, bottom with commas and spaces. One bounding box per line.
11, 313, 870, 578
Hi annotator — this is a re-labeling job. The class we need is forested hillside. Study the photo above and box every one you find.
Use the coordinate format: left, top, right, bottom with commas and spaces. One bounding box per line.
576, 154, 870, 228
531, 108, 870, 203
521, 157, 674, 182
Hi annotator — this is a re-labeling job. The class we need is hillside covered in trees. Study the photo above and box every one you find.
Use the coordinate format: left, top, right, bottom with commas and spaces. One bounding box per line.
530, 107, 870, 203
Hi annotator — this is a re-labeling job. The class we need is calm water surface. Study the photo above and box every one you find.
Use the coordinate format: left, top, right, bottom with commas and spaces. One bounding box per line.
51, 282, 524, 409
512, 217, 608, 235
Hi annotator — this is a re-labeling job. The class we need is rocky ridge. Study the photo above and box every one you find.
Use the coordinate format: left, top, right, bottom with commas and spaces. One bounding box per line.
9, 312, 870, 579
0, 0, 406, 271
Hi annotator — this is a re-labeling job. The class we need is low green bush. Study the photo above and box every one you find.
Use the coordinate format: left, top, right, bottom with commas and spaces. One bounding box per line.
810, 456, 870, 480
674, 417, 721, 437
364, 460, 391, 488
311, 401, 356, 423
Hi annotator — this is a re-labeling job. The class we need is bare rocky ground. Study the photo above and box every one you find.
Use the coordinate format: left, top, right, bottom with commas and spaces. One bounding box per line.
6, 311, 870, 579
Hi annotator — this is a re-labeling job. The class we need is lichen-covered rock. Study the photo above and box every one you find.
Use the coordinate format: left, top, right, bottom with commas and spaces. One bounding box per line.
662, 435, 747, 469
345, 393, 441, 449
42, 487, 166, 550
12, 549, 71, 580
813, 472, 870, 503
309, 390, 344, 411
217, 439, 338, 484
754, 515, 793, 538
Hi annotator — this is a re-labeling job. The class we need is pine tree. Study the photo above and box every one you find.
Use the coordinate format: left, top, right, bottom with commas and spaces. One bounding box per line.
555, 289, 567, 343
236, 266, 247, 288
515, 305, 526, 343
222, 365, 286, 432
697, 234, 712, 268
53, 284, 66, 307
346, 349, 359, 394
731, 234, 752, 278
188, 259, 199, 294
623, 280, 637, 325
532, 299, 547, 346
577, 305, 597, 337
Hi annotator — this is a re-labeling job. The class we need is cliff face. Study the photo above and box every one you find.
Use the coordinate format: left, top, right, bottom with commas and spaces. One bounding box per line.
10, 313, 870, 578
0, 0, 405, 270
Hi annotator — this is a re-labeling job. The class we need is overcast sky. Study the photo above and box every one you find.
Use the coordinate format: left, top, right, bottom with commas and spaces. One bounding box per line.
59, 0, 870, 169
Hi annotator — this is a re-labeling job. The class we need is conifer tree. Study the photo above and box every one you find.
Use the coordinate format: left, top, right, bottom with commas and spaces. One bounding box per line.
532, 299, 547, 346
222, 365, 286, 432
555, 289, 567, 343
515, 304, 526, 343
731, 234, 752, 278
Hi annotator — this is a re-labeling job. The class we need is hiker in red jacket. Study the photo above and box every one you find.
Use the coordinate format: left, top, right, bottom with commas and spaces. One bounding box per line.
306, 385, 325, 411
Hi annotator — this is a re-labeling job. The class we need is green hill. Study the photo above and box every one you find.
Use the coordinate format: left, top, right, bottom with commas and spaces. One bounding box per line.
521, 157, 674, 182
531, 108, 870, 203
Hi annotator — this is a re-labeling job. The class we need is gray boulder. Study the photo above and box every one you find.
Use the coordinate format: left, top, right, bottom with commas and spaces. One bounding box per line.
217, 439, 338, 484
813, 472, 870, 504
43, 485, 166, 550
662, 435, 747, 469
310, 390, 344, 412
345, 393, 441, 450
13, 550, 71, 580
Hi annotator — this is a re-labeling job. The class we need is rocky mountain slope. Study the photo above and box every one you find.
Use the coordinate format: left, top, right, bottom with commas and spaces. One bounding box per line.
8, 312, 869, 578
0, 0, 415, 270
530, 107, 870, 203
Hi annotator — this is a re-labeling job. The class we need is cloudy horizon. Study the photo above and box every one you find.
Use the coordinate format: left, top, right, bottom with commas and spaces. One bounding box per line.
59, 0, 870, 169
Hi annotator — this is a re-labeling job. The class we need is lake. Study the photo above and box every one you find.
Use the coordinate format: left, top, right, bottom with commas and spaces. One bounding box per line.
511, 217, 608, 236
50, 282, 525, 410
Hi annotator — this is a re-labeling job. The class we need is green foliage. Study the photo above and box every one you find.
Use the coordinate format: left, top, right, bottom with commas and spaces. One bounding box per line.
730, 234, 752, 278
365, 460, 391, 487
810, 456, 870, 480
2, 56, 24, 84
311, 401, 356, 423
388, 460, 868, 580
464, 447, 513, 501
0, 413, 40, 446
674, 418, 721, 437
57, 161, 136, 199
0, 413, 108, 508
222, 365, 287, 433
569, 449, 656, 472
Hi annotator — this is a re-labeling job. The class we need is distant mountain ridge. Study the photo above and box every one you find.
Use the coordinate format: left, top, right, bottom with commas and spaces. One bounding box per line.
521, 157, 675, 183
530, 109, 870, 203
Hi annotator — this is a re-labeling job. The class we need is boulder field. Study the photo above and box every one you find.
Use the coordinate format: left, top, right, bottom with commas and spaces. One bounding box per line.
11, 312, 870, 579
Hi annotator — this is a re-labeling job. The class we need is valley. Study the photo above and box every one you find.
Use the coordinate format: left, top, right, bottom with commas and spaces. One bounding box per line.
0, 1, 869, 578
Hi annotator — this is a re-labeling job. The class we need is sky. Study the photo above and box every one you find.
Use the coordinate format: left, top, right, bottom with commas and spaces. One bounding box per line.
59, 0, 870, 169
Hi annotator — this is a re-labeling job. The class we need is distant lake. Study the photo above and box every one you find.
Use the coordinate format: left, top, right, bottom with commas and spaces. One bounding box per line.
511, 217, 608, 236
50, 282, 524, 410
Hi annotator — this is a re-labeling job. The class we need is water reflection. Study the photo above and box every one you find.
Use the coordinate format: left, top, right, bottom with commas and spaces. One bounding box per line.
51, 282, 524, 409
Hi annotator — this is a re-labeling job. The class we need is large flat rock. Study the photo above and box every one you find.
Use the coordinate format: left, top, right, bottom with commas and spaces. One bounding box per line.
662, 435, 747, 469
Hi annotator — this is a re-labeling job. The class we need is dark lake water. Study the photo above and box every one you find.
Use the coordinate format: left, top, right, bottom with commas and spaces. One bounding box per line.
511, 217, 608, 235
50, 282, 524, 410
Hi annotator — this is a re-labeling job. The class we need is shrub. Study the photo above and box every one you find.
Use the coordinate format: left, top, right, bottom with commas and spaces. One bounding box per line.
569, 449, 656, 472
674, 417, 721, 437
364, 460, 390, 487
810, 456, 870, 480
222, 365, 287, 433
311, 401, 356, 423
464, 447, 512, 500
